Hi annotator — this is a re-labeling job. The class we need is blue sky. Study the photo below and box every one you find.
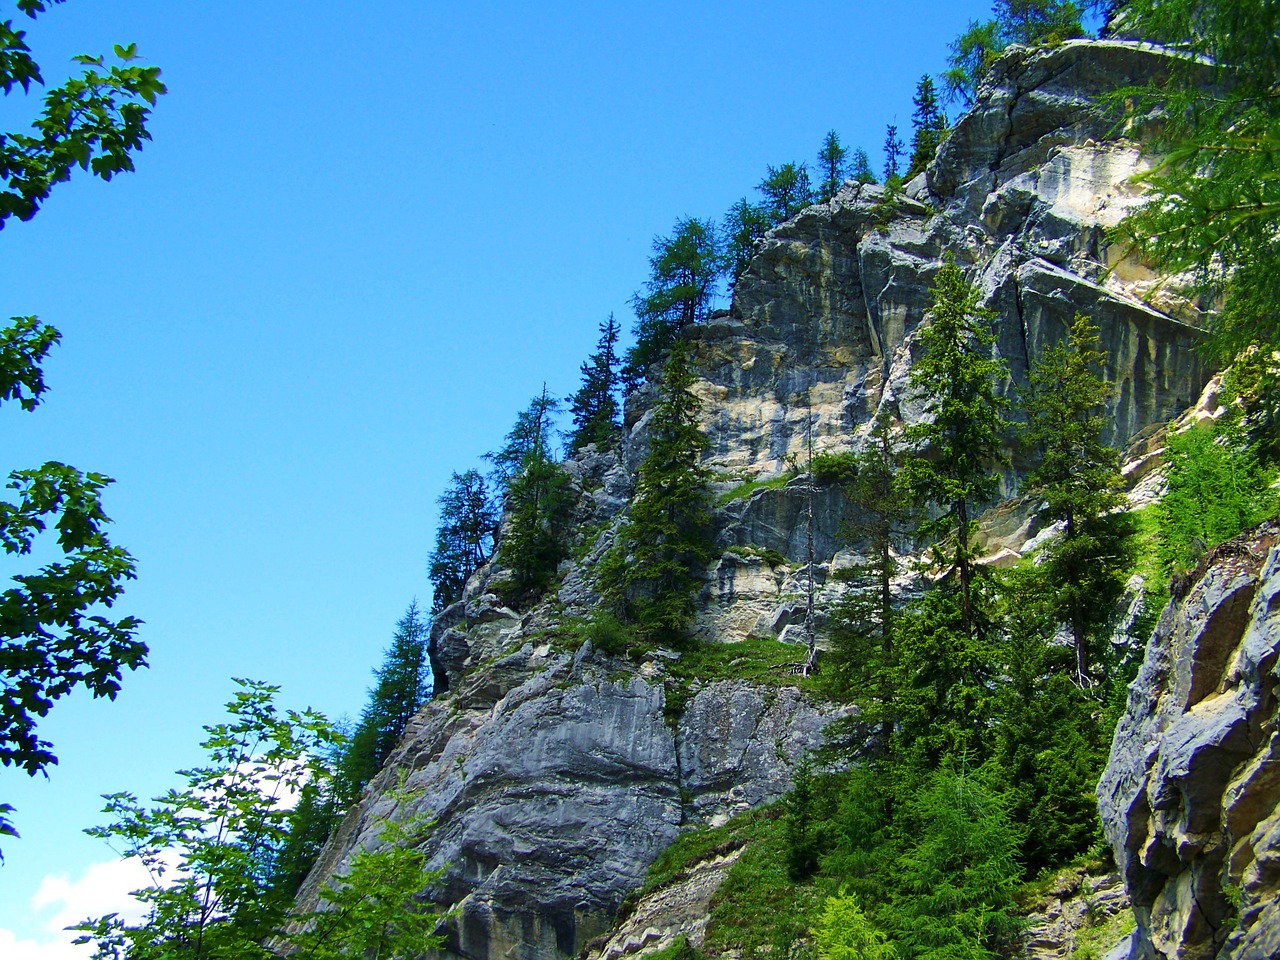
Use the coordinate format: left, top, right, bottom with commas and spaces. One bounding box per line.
0, 0, 994, 952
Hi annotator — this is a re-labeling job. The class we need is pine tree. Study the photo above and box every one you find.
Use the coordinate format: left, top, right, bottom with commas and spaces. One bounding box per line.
601, 339, 714, 641
882, 124, 904, 184
906, 76, 946, 180
624, 217, 722, 385
759, 162, 813, 222
722, 198, 773, 287
1023, 314, 1134, 684
428, 469, 498, 612
568, 315, 622, 453
335, 602, 432, 803
817, 131, 850, 202
486, 386, 559, 487
904, 253, 1010, 641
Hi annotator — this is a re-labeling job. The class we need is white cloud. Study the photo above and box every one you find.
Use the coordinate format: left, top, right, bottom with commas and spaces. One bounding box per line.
0, 855, 156, 960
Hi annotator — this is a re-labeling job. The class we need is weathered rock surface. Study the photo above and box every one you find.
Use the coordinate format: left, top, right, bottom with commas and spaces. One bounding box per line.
304, 38, 1222, 960
1098, 522, 1280, 960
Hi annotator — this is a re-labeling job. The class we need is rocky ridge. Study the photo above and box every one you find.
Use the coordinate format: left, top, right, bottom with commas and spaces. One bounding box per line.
300, 38, 1228, 960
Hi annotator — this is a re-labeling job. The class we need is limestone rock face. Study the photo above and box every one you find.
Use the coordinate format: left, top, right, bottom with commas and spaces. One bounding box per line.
1097, 522, 1280, 960
302, 39, 1221, 960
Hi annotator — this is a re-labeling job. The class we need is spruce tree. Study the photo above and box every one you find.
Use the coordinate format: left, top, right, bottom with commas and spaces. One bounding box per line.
568, 314, 622, 453
428, 469, 498, 612
906, 76, 946, 180
601, 339, 714, 641
486, 386, 559, 487
494, 386, 575, 599
904, 253, 1009, 641
1023, 313, 1134, 684
882, 124, 904, 184
335, 601, 432, 803
816, 131, 849, 202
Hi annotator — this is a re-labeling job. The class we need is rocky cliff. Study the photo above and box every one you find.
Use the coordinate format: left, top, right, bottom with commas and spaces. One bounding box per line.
1098, 521, 1280, 960
299, 39, 1224, 960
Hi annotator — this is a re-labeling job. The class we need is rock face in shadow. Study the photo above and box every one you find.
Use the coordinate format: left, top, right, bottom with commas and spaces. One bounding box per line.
1098, 522, 1280, 960
300, 39, 1221, 960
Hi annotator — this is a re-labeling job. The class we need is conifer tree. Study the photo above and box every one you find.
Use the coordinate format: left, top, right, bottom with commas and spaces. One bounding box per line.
882, 124, 904, 184
906, 76, 946, 180
335, 601, 432, 803
568, 314, 622, 453
486, 386, 560, 487
849, 148, 877, 185
428, 469, 498, 612
904, 253, 1010, 641
827, 412, 915, 758
624, 217, 722, 385
1023, 314, 1133, 683
601, 339, 714, 641
817, 131, 849, 202
759, 162, 813, 222
494, 386, 575, 598
722, 198, 772, 287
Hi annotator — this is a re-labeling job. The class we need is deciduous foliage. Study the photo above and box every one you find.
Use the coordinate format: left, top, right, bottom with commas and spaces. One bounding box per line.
568, 314, 622, 453
1, 0, 164, 852
428, 469, 498, 612
1023, 314, 1134, 683
904, 253, 1009, 640
73, 679, 443, 960
624, 217, 722, 384
601, 340, 714, 641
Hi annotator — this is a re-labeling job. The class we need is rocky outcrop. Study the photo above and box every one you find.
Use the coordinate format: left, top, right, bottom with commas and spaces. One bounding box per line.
1098, 522, 1280, 960
303, 38, 1222, 960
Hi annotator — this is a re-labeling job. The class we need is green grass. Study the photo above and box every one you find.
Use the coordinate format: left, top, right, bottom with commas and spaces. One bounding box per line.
716, 473, 796, 506
662, 636, 817, 721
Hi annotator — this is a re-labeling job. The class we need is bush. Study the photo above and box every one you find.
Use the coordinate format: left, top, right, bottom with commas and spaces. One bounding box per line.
812, 451, 859, 486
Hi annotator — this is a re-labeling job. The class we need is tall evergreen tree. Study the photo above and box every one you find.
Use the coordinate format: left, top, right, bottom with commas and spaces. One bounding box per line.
882, 124, 904, 183
816, 131, 850, 203
906, 76, 946, 180
568, 315, 622, 453
849, 148, 878, 185
601, 339, 714, 641
904, 253, 1010, 641
486, 386, 560, 487
493, 386, 575, 599
335, 601, 432, 803
624, 217, 722, 385
759, 162, 813, 222
428, 469, 498, 612
827, 412, 916, 758
1023, 314, 1134, 683
722, 197, 773, 287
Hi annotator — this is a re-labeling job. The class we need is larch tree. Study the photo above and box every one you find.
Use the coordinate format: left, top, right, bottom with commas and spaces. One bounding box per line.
882, 124, 904, 183
849, 148, 877, 185
722, 197, 772, 288
816, 130, 849, 202
624, 217, 722, 385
